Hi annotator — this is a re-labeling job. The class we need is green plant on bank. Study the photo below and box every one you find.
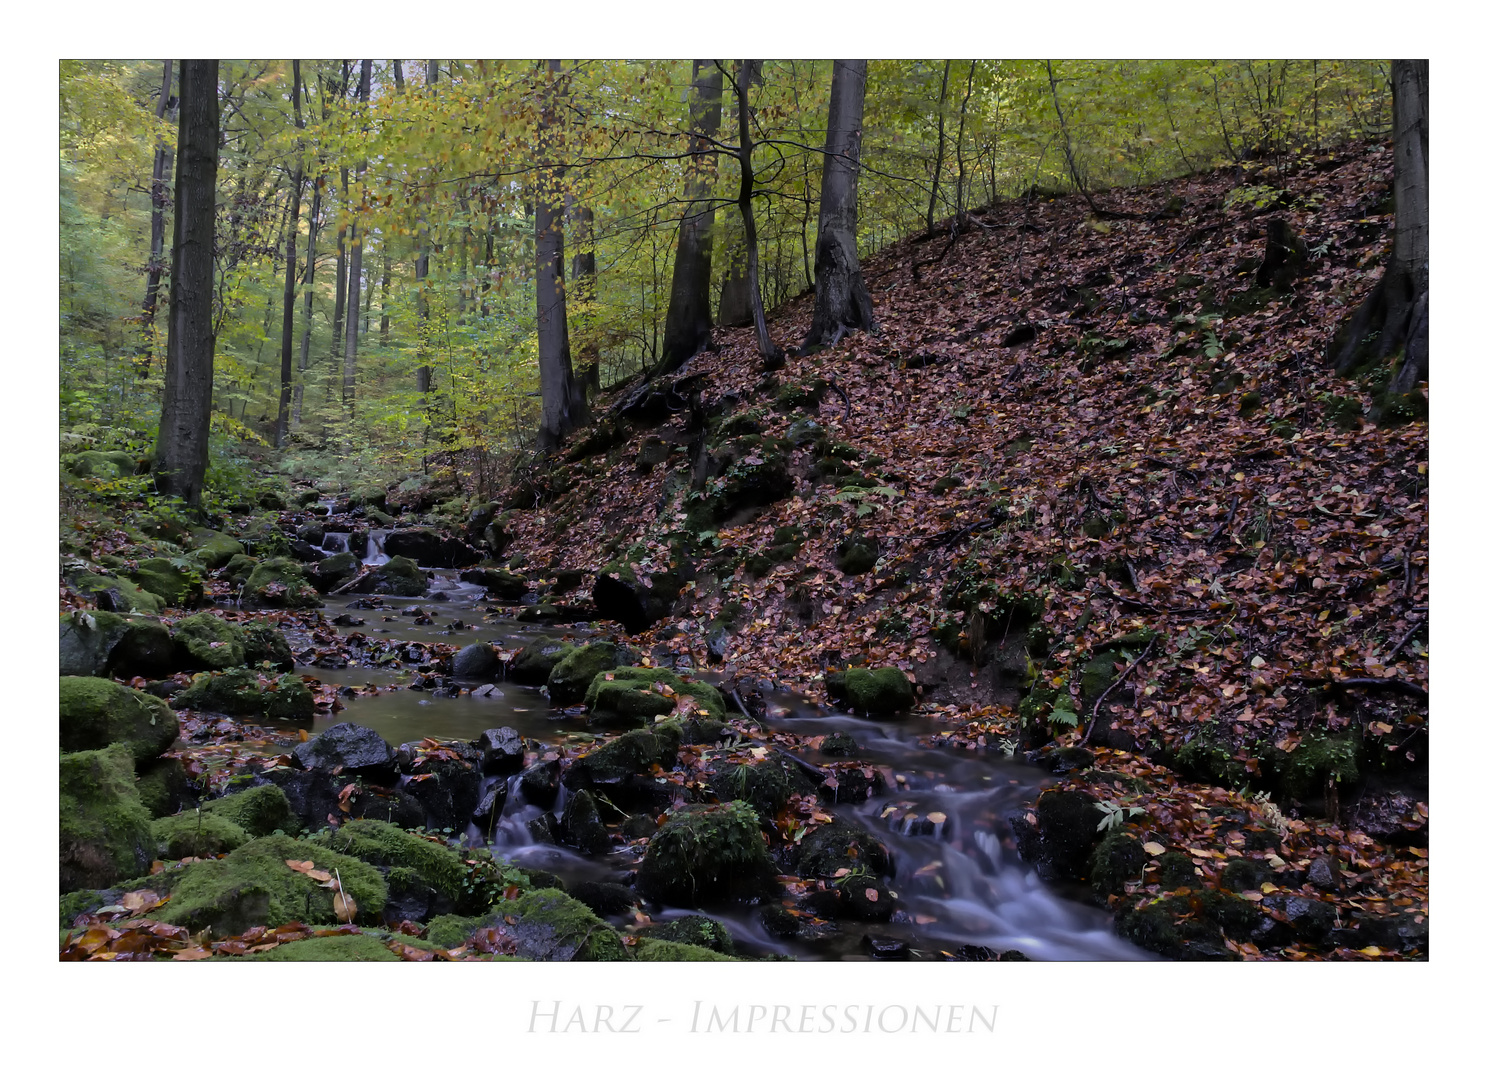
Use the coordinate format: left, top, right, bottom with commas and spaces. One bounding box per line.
1095, 799, 1145, 833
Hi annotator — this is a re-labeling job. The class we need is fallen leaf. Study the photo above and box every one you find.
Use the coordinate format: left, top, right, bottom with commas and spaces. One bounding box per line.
1143, 841, 1166, 856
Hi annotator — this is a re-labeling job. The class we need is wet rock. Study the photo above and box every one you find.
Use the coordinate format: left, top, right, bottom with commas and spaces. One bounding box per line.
308, 551, 360, 592
404, 747, 482, 832
459, 566, 530, 602
1283, 896, 1337, 942
1306, 856, 1342, 891
864, 935, 911, 960
760, 904, 801, 938
472, 780, 509, 828
476, 727, 526, 774
243, 557, 323, 609
292, 722, 397, 778
173, 612, 248, 670
1009, 789, 1104, 881
567, 880, 641, 917
383, 529, 482, 568
452, 642, 501, 679
557, 789, 612, 855
636, 801, 777, 905
821, 732, 860, 757
564, 722, 683, 800
593, 565, 685, 634
349, 555, 429, 598
60, 744, 154, 891
839, 875, 895, 921
332, 613, 365, 627
517, 759, 562, 808
59, 676, 178, 762
824, 666, 915, 715
583, 667, 727, 728
712, 753, 808, 816
636, 914, 736, 954
548, 641, 633, 706
796, 820, 893, 880
506, 637, 573, 685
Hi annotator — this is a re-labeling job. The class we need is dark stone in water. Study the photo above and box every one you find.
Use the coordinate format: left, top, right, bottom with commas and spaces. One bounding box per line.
452, 643, 500, 678
477, 727, 525, 774
864, 935, 910, 960
332, 613, 365, 627
568, 880, 641, 917
760, 904, 800, 939
558, 789, 612, 855
518, 759, 562, 808
292, 722, 396, 778
472, 779, 508, 827
347, 598, 380, 610
528, 812, 559, 845
428, 591, 450, 602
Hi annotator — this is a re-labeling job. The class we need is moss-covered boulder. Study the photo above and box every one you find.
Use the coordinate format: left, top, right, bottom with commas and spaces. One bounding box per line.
308, 551, 359, 592
172, 669, 264, 715
556, 788, 612, 855
324, 819, 471, 903
72, 573, 164, 615
636, 801, 776, 905
60, 744, 154, 891
188, 531, 245, 571
127, 557, 203, 607
173, 613, 247, 670
195, 784, 296, 836
243, 557, 323, 608
1090, 831, 1147, 900
59, 676, 178, 761
508, 637, 574, 685
222, 553, 259, 588
635, 940, 739, 961
565, 721, 684, 789
263, 675, 315, 720
243, 621, 295, 673
1277, 733, 1359, 801
635, 914, 736, 955
60, 611, 174, 678
548, 642, 630, 706
584, 666, 727, 727
352, 555, 428, 597
67, 449, 138, 479
459, 566, 529, 602
824, 667, 915, 715
1010, 789, 1105, 882
151, 811, 251, 859
152, 834, 387, 934
428, 889, 626, 960
240, 934, 402, 961
795, 820, 893, 880
135, 757, 195, 818
712, 754, 805, 816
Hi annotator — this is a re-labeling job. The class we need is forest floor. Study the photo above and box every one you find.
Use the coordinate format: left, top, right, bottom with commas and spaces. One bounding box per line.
59, 138, 1426, 961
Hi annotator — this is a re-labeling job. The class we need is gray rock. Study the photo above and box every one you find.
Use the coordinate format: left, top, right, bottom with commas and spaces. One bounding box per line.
292, 722, 396, 775
453, 642, 500, 678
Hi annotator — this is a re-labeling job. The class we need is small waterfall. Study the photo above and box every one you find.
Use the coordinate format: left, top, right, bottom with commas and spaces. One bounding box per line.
322, 532, 350, 554
364, 529, 390, 566
322, 497, 339, 516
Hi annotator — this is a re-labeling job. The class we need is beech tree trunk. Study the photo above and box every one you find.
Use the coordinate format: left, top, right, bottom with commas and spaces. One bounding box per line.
139, 59, 175, 370
153, 59, 219, 508
803, 60, 876, 352
341, 59, 371, 415
330, 61, 352, 358
732, 59, 783, 367
1331, 59, 1428, 392
534, 59, 587, 451
416, 61, 437, 397
294, 165, 322, 427
657, 59, 724, 376
275, 60, 304, 448
568, 199, 599, 397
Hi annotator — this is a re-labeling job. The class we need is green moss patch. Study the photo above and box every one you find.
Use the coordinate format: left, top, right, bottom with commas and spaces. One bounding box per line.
60, 743, 154, 891
60, 676, 178, 761
637, 801, 776, 905
824, 667, 915, 715
583, 667, 726, 726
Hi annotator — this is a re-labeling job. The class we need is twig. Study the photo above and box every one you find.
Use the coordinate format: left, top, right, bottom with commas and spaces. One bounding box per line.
1207, 495, 1240, 545
1331, 677, 1427, 700
1383, 617, 1426, 664
1080, 635, 1159, 747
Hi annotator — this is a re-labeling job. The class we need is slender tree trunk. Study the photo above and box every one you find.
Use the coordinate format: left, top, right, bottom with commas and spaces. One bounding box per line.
331, 61, 352, 357
415, 62, 437, 398
534, 59, 587, 450
953, 61, 977, 223
379, 245, 392, 345
293, 174, 320, 426
715, 61, 759, 329
342, 59, 371, 416
139, 59, 175, 371
275, 61, 304, 448
568, 199, 599, 398
657, 59, 724, 375
803, 60, 876, 352
153, 59, 219, 508
731, 60, 784, 367
926, 59, 951, 235
1331, 59, 1429, 393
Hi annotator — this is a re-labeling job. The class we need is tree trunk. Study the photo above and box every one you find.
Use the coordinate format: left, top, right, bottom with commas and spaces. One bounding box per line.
341, 59, 371, 416
139, 59, 175, 371
379, 245, 392, 345
153, 59, 219, 508
275, 60, 304, 449
926, 59, 951, 235
535, 59, 587, 451
330, 61, 352, 358
568, 199, 599, 396
1330, 59, 1428, 392
416, 61, 436, 397
657, 59, 724, 376
732, 60, 784, 368
802, 60, 876, 352
294, 171, 321, 426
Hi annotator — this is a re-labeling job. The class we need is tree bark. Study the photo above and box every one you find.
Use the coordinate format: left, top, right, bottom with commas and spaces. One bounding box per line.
802, 60, 876, 352
714, 61, 759, 330
568, 199, 599, 396
534, 59, 587, 451
139, 59, 175, 371
153, 59, 219, 508
731, 60, 784, 368
416, 61, 437, 397
293, 172, 320, 426
330, 61, 352, 358
1330, 59, 1428, 392
342, 59, 371, 416
657, 59, 724, 376
926, 59, 951, 235
275, 60, 304, 448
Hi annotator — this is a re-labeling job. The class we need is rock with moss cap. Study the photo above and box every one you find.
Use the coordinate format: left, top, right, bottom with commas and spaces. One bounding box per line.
824, 666, 915, 715
60, 676, 178, 761
349, 555, 428, 597
324, 818, 476, 913
67, 449, 139, 480
126, 557, 204, 608
547, 642, 633, 705
188, 530, 245, 571
507, 637, 574, 685
172, 613, 247, 670
242, 621, 296, 672
635, 940, 739, 961
428, 888, 626, 960
60, 610, 170, 678
637, 801, 777, 905
712, 753, 810, 816
584, 666, 727, 727
151, 812, 251, 860
243, 557, 323, 608
795, 819, 893, 880
636, 914, 737, 955
564, 721, 683, 792
71, 572, 165, 615
194, 783, 296, 836
60, 744, 154, 891
151, 834, 386, 934
222, 553, 259, 588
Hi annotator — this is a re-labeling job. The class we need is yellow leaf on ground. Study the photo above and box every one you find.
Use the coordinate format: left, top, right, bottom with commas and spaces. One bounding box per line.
1143, 842, 1166, 856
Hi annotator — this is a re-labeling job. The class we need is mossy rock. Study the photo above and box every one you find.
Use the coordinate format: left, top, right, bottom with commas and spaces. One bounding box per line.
1173, 735, 1250, 789
636, 801, 776, 905
324, 819, 470, 904
72, 573, 164, 615
243, 621, 295, 672
425, 913, 484, 949
834, 540, 879, 576
1089, 831, 1147, 899
264, 676, 315, 721
59, 612, 174, 679
173, 668, 265, 715
151, 811, 251, 859
60, 744, 154, 891
310, 551, 360, 591
243, 557, 323, 608
824, 667, 915, 715
188, 531, 245, 571
135, 757, 195, 818
795, 820, 893, 879
196, 784, 295, 837
236, 933, 402, 961
508, 637, 574, 685
712, 755, 802, 816
547, 641, 627, 706
1277, 733, 1359, 801
360, 555, 428, 598
152, 834, 387, 934
636, 914, 737, 955
68, 449, 138, 479
566, 721, 684, 787
487, 888, 626, 961
127, 557, 203, 607
584, 666, 727, 727
59, 676, 179, 761
173, 613, 247, 670
222, 553, 259, 588
635, 940, 739, 961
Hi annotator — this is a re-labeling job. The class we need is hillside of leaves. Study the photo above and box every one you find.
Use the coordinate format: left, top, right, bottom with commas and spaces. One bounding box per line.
496, 140, 1427, 958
